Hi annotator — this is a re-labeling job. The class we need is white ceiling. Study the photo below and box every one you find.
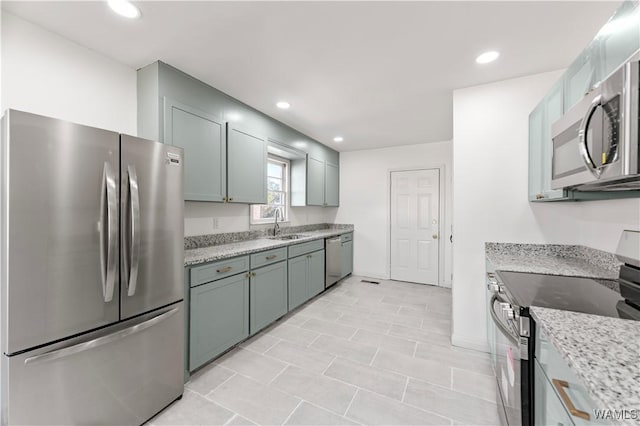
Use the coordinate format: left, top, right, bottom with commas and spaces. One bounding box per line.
2, 1, 619, 151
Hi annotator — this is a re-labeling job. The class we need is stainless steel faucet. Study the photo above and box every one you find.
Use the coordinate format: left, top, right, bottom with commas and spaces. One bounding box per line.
273, 208, 281, 236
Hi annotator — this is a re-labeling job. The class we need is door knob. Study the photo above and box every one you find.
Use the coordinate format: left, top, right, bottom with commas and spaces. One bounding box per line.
432, 234, 438, 239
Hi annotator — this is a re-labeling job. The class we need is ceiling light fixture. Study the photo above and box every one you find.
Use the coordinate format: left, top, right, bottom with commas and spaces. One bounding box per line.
108, 0, 141, 19
276, 101, 291, 109
333, 136, 344, 142
476, 51, 500, 64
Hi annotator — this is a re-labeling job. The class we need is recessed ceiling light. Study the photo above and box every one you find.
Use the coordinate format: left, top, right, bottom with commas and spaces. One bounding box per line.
476, 51, 500, 64
276, 101, 291, 109
333, 136, 344, 142
108, 0, 141, 19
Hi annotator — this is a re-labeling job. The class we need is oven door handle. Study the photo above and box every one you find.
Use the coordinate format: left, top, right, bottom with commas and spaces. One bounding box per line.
489, 295, 520, 345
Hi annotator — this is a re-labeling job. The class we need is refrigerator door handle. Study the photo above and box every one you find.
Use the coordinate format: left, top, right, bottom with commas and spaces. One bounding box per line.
100, 161, 118, 303
124, 165, 141, 297
24, 307, 179, 365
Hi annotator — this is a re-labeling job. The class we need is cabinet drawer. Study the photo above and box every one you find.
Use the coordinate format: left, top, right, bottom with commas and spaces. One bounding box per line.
288, 239, 324, 258
190, 256, 250, 287
340, 233, 353, 243
250, 247, 288, 269
536, 328, 608, 425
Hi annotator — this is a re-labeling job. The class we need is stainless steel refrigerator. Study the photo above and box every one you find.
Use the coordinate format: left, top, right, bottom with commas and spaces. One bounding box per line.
1, 110, 185, 425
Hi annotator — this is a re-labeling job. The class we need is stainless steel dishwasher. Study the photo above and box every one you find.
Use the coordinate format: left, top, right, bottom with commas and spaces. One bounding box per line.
325, 236, 342, 288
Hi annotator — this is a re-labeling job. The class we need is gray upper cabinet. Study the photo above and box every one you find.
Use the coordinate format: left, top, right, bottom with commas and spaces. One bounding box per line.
137, 61, 339, 204
307, 156, 326, 206
325, 162, 339, 207
227, 124, 267, 204
164, 98, 226, 202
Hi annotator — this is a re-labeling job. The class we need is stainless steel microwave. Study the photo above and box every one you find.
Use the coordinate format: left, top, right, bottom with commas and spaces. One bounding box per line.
551, 56, 639, 191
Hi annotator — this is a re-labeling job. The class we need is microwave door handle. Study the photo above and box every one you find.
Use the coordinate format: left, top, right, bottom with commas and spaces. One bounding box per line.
489, 295, 519, 345
578, 94, 602, 177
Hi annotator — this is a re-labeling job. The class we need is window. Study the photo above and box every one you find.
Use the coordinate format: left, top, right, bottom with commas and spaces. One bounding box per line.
250, 156, 289, 224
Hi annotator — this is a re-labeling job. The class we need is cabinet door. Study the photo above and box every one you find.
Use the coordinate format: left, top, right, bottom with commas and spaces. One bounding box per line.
189, 274, 249, 371
534, 360, 573, 426
307, 156, 325, 206
341, 241, 353, 278
164, 98, 226, 202
308, 250, 326, 298
324, 162, 339, 207
528, 102, 545, 201
288, 255, 309, 311
250, 262, 288, 335
564, 49, 598, 111
542, 80, 567, 200
227, 124, 267, 204
596, 1, 640, 82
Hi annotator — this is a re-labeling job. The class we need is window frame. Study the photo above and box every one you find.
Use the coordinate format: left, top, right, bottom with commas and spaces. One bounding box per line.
250, 155, 290, 225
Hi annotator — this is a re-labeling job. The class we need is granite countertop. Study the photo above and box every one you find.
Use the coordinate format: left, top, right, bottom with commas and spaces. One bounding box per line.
184, 225, 354, 266
486, 242, 621, 280
531, 306, 640, 425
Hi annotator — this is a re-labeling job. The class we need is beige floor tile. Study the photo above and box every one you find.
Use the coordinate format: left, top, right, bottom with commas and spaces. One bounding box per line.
284, 402, 358, 426
451, 368, 497, 403
381, 296, 428, 309
368, 311, 423, 328
414, 343, 494, 377
336, 313, 392, 334
186, 363, 235, 396
389, 323, 451, 347
346, 389, 451, 426
325, 357, 407, 400
283, 314, 311, 327
208, 374, 300, 425
225, 414, 256, 425
351, 329, 417, 357
265, 340, 335, 373
404, 378, 500, 425
266, 323, 321, 346
372, 350, 451, 387
271, 365, 357, 415
239, 333, 281, 354
216, 347, 287, 384
150, 389, 234, 426
301, 318, 358, 339
309, 334, 378, 365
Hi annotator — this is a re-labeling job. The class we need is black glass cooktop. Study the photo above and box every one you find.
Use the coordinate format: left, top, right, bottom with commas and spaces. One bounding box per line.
496, 271, 634, 319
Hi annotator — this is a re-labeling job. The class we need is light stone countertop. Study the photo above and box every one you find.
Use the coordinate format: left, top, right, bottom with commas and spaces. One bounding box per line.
530, 306, 640, 425
185, 227, 353, 266
486, 242, 621, 280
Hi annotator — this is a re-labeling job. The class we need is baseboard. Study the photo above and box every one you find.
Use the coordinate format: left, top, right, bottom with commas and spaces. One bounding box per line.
451, 333, 489, 353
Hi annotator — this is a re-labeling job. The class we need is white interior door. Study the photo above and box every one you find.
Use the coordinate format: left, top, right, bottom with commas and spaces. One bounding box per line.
390, 169, 440, 285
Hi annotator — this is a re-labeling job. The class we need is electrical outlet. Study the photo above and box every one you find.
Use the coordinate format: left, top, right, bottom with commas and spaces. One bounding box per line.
212, 218, 219, 230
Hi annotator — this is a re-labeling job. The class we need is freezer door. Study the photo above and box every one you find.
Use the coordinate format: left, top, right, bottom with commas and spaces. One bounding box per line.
2, 302, 184, 426
1, 110, 120, 355
120, 135, 183, 319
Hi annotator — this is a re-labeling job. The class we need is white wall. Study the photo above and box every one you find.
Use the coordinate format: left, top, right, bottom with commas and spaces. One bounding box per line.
1, 12, 137, 134
452, 70, 640, 351
335, 142, 453, 286
184, 202, 337, 236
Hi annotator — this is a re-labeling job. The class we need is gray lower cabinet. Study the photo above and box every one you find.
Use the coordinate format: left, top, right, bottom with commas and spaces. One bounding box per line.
534, 360, 574, 426
227, 123, 267, 204
250, 261, 288, 335
189, 273, 249, 371
164, 98, 226, 202
288, 249, 326, 311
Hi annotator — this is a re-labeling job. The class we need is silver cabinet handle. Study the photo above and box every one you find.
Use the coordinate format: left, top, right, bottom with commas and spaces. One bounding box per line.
24, 307, 179, 365
217, 266, 233, 273
99, 162, 118, 303
123, 165, 141, 297
265, 255, 277, 260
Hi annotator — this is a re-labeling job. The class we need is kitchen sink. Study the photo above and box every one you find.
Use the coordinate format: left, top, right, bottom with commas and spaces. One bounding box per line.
272, 234, 306, 240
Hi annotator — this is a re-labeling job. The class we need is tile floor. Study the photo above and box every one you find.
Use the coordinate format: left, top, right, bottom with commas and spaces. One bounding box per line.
149, 276, 499, 426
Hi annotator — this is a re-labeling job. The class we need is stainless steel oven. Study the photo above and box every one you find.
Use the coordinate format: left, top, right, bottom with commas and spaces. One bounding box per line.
487, 273, 533, 426
551, 55, 639, 191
